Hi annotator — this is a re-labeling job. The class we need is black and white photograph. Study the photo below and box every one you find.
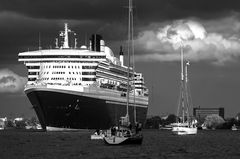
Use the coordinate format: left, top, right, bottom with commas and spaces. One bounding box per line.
1, 0, 240, 158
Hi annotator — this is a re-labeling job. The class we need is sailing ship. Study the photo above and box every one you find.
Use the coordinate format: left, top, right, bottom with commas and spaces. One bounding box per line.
18, 5, 148, 131
172, 44, 197, 135
103, 0, 143, 145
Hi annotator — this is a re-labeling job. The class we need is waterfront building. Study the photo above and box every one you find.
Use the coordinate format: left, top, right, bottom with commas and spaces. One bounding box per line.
193, 107, 224, 120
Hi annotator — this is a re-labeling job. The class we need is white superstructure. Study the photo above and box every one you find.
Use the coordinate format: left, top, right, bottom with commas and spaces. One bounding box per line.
18, 24, 148, 97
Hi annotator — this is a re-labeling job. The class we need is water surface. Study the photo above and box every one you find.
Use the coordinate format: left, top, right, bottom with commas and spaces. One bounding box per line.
0, 129, 239, 159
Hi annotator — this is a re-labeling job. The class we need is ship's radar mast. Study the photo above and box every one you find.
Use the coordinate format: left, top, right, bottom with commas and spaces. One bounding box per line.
63, 23, 69, 48
57, 23, 77, 49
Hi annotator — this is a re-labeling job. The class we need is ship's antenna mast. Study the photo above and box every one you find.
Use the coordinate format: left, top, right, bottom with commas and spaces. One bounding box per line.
38, 32, 42, 50
63, 23, 69, 48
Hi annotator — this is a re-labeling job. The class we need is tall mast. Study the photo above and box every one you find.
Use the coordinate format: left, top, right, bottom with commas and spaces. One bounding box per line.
185, 61, 190, 122
181, 43, 184, 123
177, 42, 185, 123
180, 42, 184, 82
131, 0, 137, 124
126, 0, 133, 120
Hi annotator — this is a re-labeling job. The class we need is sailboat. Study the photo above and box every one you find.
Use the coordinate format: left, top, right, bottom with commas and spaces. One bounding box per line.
172, 43, 197, 135
103, 0, 143, 145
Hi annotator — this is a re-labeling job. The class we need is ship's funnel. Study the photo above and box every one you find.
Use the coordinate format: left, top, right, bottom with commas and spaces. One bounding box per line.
90, 34, 103, 52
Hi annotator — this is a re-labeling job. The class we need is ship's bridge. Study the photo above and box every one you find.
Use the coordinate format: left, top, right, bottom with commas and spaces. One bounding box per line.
18, 49, 106, 63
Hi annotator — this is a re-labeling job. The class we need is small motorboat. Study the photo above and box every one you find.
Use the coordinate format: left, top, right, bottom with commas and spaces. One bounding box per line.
172, 124, 197, 135
231, 124, 238, 131
90, 130, 105, 140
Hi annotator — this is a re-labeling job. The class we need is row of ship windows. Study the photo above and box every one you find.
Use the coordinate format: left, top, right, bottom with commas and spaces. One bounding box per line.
27, 65, 97, 69
38, 78, 78, 81
28, 72, 138, 83
135, 87, 144, 89
29, 71, 96, 75
54, 72, 96, 75
27, 66, 40, 69
20, 55, 106, 59
134, 82, 144, 85
28, 77, 96, 81
28, 72, 39, 75
67, 78, 77, 80
134, 78, 144, 81
25, 61, 98, 63
27, 65, 143, 80
52, 66, 97, 69
51, 78, 64, 80
52, 72, 65, 74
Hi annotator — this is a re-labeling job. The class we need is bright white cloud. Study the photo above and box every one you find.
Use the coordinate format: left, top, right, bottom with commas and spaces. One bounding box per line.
135, 19, 240, 65
0, 69, 27, 93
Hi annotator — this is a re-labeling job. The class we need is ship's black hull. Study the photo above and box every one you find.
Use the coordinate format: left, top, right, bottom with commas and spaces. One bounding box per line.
26, 89, 148, 130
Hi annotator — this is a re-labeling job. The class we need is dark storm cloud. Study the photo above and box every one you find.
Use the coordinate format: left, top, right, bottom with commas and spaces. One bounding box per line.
1, 0, 240, 22
1, 0, 240, 65
136, 0, 240, 22
0, 0, 125, 21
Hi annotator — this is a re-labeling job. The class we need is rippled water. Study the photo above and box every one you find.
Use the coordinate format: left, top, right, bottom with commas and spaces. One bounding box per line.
0, 129, 240, 159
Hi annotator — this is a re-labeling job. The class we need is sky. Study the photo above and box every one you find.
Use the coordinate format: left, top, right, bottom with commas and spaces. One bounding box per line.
1, 0, 240, 118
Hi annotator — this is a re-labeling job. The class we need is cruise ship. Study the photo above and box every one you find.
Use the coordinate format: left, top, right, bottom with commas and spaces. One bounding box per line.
18, 23, 148, 130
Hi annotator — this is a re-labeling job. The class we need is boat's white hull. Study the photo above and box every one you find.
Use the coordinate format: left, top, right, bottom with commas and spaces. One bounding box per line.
103, 133, 143, 145
103, 136, 128, 144
172, 126, 197, 135
46, 126, 82, 131
90, 134, 105, 140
